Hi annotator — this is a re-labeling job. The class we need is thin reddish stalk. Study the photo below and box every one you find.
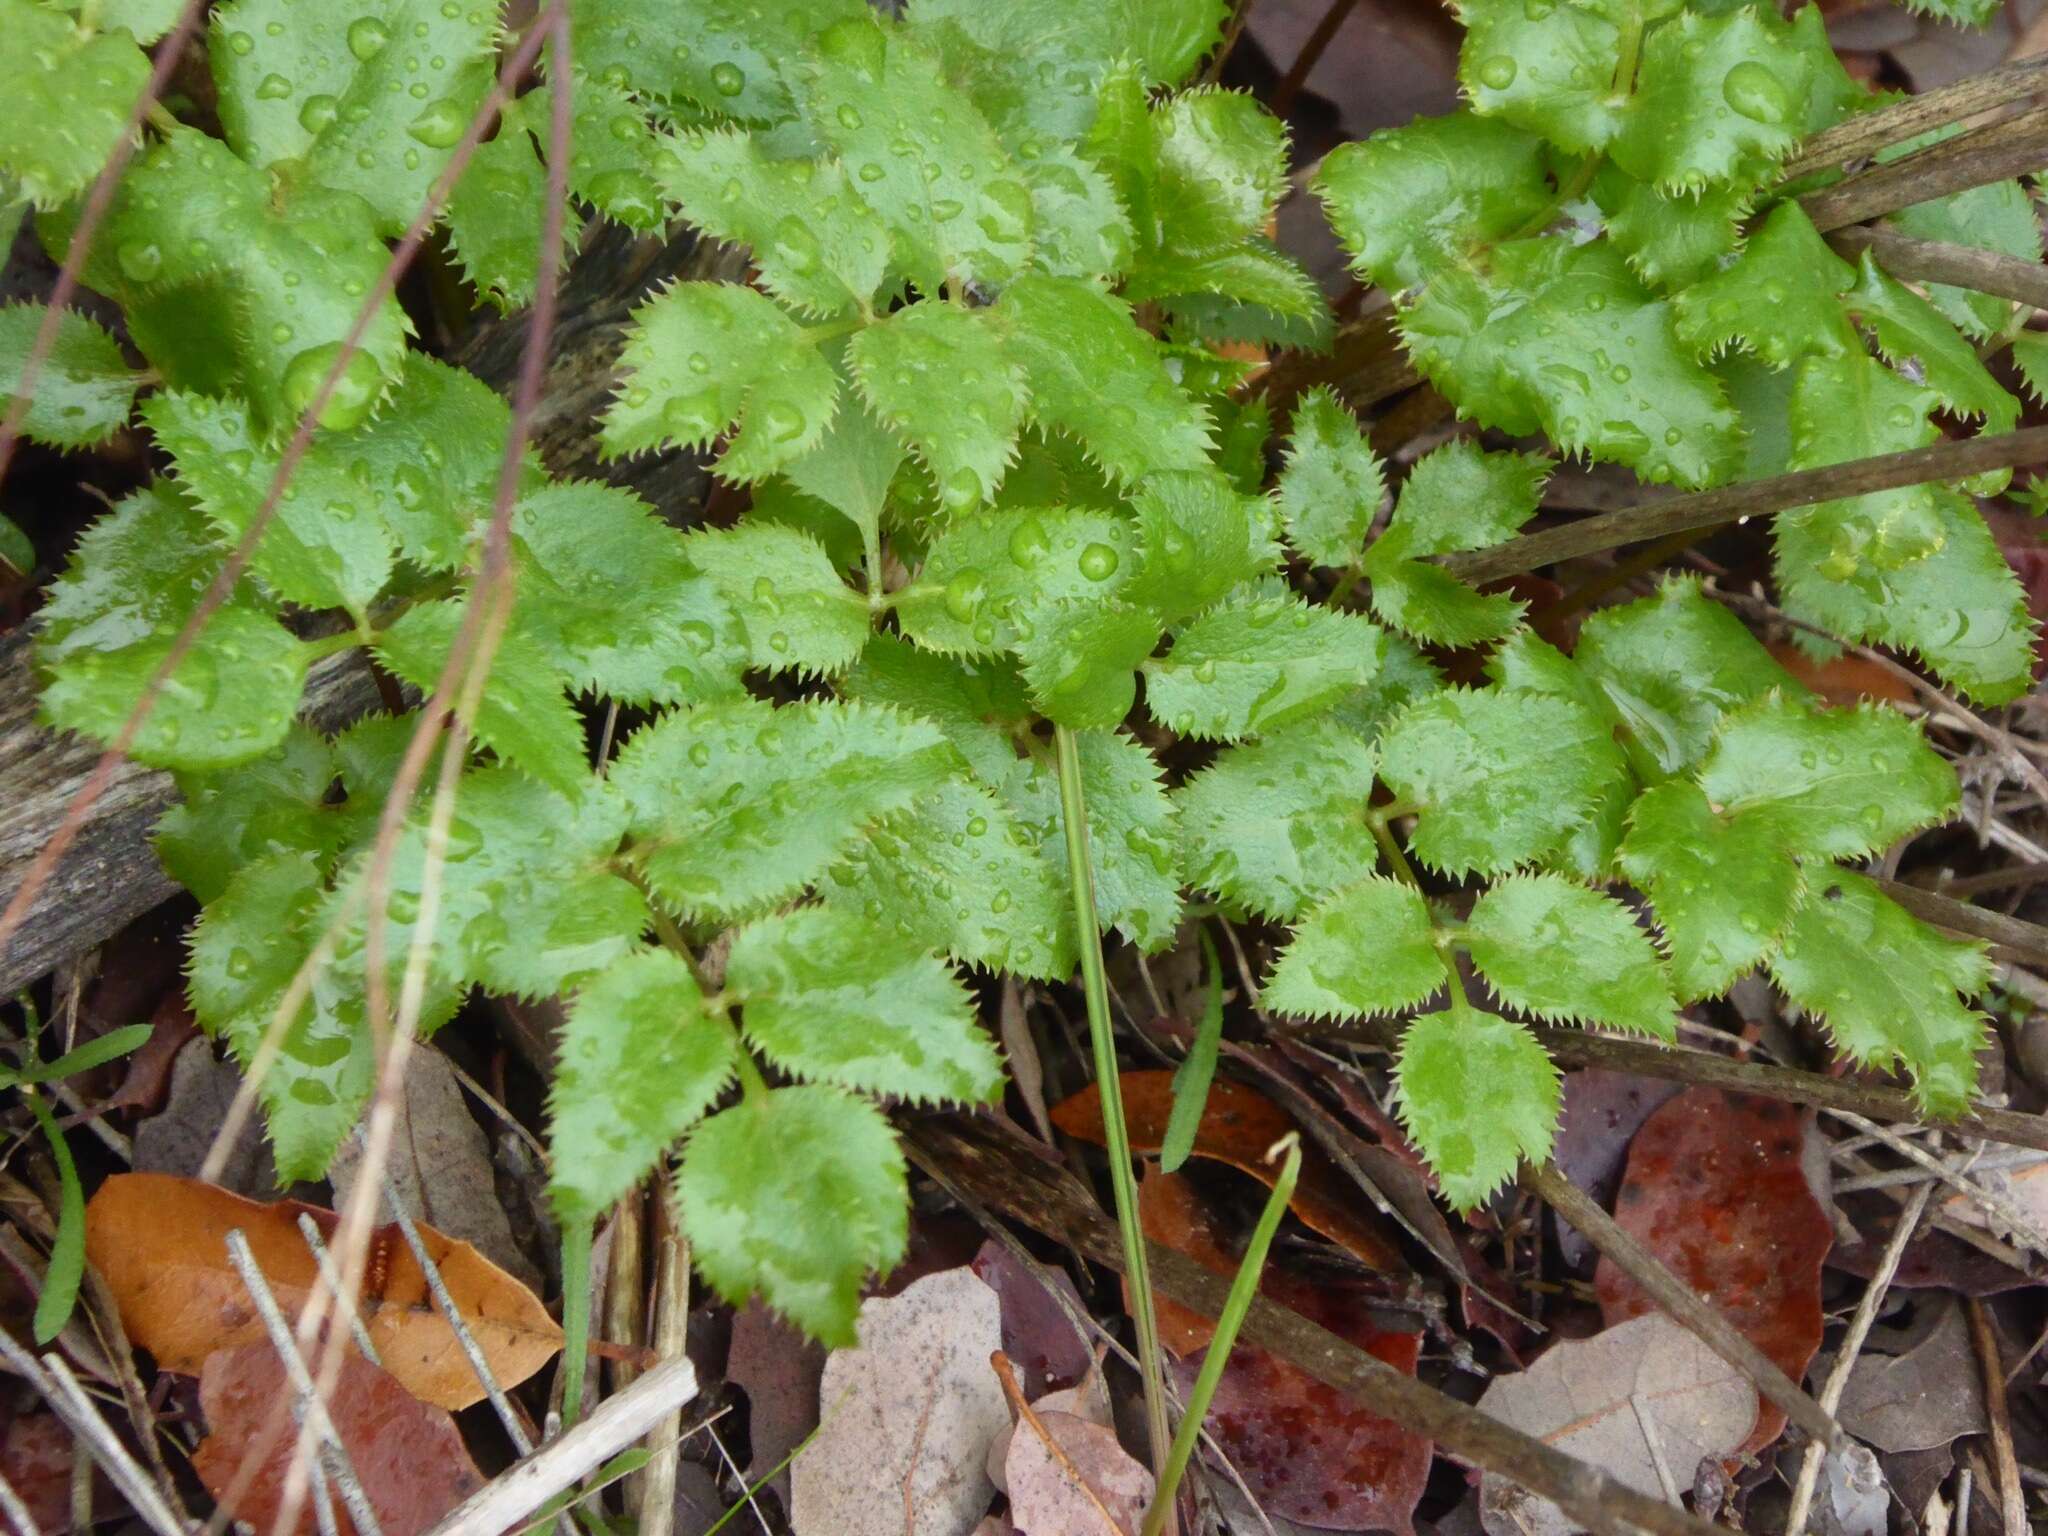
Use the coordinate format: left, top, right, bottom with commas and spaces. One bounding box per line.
0, 11, 557, 978
0, 0, 210, 491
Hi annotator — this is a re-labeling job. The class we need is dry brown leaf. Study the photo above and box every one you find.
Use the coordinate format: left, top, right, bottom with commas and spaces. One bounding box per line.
1050, 1072, 1404, 1271
1476, 1313, 1756, 1536
1005, 1410, 1153, 1536
84, 1172, 561, 1411
193, 1342, 484, 1536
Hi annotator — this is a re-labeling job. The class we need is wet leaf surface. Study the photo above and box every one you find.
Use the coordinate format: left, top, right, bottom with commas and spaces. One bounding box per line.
1139, 1170, 1432, 1533
84, 1172, 561, 1411
192, 1342, 484, 1536
1595, 1088, 1830, 1453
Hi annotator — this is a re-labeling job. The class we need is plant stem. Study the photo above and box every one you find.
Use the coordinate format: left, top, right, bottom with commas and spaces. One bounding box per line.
560, 1218, 592, 1427
1140, 1137, 1301, 1536
1052, 723, 1171, 1476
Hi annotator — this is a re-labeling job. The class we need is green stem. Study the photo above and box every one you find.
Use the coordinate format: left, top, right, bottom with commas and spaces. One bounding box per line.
1369, 808, 1423, 891
1140, 1137, 1302, 1536
1052, 723, 1171, 1476
559, 1217, 592, 1427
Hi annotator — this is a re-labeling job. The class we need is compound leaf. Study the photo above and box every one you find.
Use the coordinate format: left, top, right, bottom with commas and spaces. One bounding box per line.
548, 948, 733, 1222
1466, 872, 1678, 1038
685, 521, 870, 678
574, 0, 865, 120
1144, 596, 1385, 743
1395, 1003, 1558, 1211
1787, 350, 1948, 571
729, 907, 1001, 1103
847, 302, 1026, 512
1845, 252, 2018, 433
897, 506, 1139, 658
156, 724, 344, 903
1273, 387, 1384, 568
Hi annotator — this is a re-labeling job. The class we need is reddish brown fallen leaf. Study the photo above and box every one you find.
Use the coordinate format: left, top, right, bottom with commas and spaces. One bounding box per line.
1, 1412, 82, 1533
1051, 1073, 1404, 1271
1766, 644, 1918, 706
1005, 1408, 1152, 1536
102, 991, 199, 1117
1595, 1088, 1829, 1456
85, 1172, 562, 1411
193, 1343, 484, 1536
1139, 1171, 1432, 1534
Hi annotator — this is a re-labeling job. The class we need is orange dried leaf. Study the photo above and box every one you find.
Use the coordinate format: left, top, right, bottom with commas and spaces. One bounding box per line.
85, 1172, 561, 1410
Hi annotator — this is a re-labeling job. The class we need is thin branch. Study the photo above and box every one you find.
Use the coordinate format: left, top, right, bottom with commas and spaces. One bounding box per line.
1966, 1298, 2030, 1536
1799, 102, 2048, 232
1521, 1160, 1842, 1451
419, 1358, 700, 1536
1272, 0, 1364, 115
1782, 56, 2048, 181
0, 1334, 187, 1536
1820, 1109, 2048, 1257
0, 1464, 40, 1536
1441, 425, 2048, 585
296, 1215, 381, 1366
634, 1197, 690, 1536
1827, 224, 2048, 312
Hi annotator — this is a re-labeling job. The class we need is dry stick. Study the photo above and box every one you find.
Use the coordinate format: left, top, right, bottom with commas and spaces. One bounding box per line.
419, 1358, 701, 1536
1521, 1161, 1841, 1451
1271, 0, 1364, 115
1825, 225, 2048, 311
295, 1214, 381, 1365
1801, 102, 2048, 232
1441, 424, 2048, 586
1821, 1109, 2048, 1256
223, 1231, 384, 1536
904, 1116, 1725, 1536
0, 0, 210, 491
1306, 1017, 2048, 1156
0, 2, 556, 981
1782, 55, 2048, 180
634, 1200, 690, 1536
0, 1464, 40, 1536
9, 1347, 188, 1536
1873, 880, 2048, 969
1966, 1297, 2030, 1536
1783, 1173, 1942, 1536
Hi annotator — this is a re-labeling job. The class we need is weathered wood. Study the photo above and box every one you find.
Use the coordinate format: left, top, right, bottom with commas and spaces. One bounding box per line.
0, 222, 734, 994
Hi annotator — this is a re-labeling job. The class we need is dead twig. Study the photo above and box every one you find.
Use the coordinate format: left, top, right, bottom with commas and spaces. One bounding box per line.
1966, 1299, 2030, 1536
1821, 1110, 2048, 1257
634, 1195, 690, 1536
0, 1334, 186, 1536
1826, 225, 2048, 312
1781, 55, 2048, 179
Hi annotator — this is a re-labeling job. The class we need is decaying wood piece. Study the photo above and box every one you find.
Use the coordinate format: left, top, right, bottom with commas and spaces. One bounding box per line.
0, 223, 734, 995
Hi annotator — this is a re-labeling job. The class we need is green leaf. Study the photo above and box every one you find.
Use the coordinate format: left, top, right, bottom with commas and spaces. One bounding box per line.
147, 391, 397, 615
1161, 932, 1225, 1175
848, 303, 1027, 512
1273, 388, 1384, 568
98, 0, 184, 43
0, 304, 142, 448
374, 600, 589, 794
1403, 238, 1743, 489
612, 698, 954, 921
1572, 576, 1797, 777
1617, 779, 1799, 999
823, 772, 1070, 979
520, 72, 669, 233
156, 723, 343, 903
999, 730, 1183, 951
602, 282, 838, 482
1596, 167, 1749, 290
907, 0, 1225, 95
1776, 492, 2038, 705
1455, 0, 1628, 153
25, 1092, 84, 1343
1696, 692, 1958, 861
443, 126, 555, 311
995, 275, 1213, 486
0, 513, 28, 577
791, 16, 1032, 293
0, 0, 149, 208
1670, 203, 1856, 367
1379, 686, 1625, 876
729, 907, 1001, 1102
652, 127, 887, 316
548, 948, 734, 1223
1466, 873, 1678, 1038
2009, 333, 2048, 405
1888, 178, 2042, 339
839, 633, 1026, 786
1481, 630, 1636, 878
1145, 596, 1385, 743
679, 1085, 907, 1346
1145, 87, 1288, 255
1314, 113, 1553, 292
1845, 252, 2018, 433
1787, 351, 1950, 570
1175, 719, 1380, 921
1015, 599, 1159, 729
685, 521, 870, 678
43, 602, 308, 773
82, 130, 409, 434
1019, 148, 1133, 280
1122, 470, 1272, 626
1610, 8, 1816, 191
897, 505, 1139, 657
1768, 870, 1988, 1116
511, 482, 749, 705
574, 0, 865, 121
210, 0, 498, 234
1264, 876, 1445, 1020
780, 394, 904, 557
1394, 1003, 1558, 1211
1363, 439, 1548, 646
13, 1024, 151, 1088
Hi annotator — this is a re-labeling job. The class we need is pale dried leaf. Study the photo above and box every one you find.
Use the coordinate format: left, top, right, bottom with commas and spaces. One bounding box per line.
1005, 1410, 1154, 1536
792, 1267, 1009, 1536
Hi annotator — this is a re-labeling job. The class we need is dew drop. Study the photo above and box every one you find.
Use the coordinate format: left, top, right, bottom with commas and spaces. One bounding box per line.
406, 98, 466, 147
709, 61, 746, 97
1476, 55, 1518, 89
1721, 60, 1790, 125
298, 93, 339, 132
346, 15, 391, 60
256, 72, 292, 100
1078, 542, 1120, 581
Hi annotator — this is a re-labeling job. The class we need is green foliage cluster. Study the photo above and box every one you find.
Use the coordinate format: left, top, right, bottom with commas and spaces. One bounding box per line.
3, 0, 2026, 1337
